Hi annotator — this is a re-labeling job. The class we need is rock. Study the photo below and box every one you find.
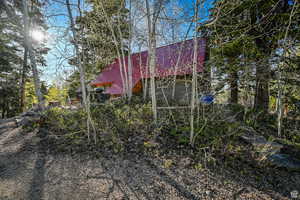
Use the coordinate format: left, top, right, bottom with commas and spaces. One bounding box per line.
267, 153, 300, 171
241, 132, 300, 170
240, 133, 283, 154
16, 117, 30, 126
21, 111, 37, 117
15, 115, 40, 127
241, 133, 267, 145
21, 110, 41, 117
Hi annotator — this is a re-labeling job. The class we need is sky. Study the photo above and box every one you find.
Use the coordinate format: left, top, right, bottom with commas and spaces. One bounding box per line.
40, 0, 214, 85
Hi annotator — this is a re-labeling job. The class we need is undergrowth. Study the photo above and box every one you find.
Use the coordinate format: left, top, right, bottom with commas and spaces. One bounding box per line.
36, 99, 299, 164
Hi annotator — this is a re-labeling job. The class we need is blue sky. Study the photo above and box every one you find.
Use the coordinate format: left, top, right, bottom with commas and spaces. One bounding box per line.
41, 0, 213, 85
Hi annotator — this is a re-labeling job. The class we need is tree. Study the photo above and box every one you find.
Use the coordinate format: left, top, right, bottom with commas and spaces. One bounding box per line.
145, 0, 169, 123
0, 0, 48, 117
66, 0, 88, 108
0, 1, 23, 117
208, 0, 299, 112
74, 0, 129, 78
22, 0, 45, 109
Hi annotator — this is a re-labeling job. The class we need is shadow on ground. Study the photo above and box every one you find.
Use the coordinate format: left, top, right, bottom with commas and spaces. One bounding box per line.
0, 119, 299, 199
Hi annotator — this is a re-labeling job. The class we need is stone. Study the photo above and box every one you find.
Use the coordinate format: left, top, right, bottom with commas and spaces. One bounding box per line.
16, 117, 30, 126
240, 133, 283, 154
267, 154, 300, 171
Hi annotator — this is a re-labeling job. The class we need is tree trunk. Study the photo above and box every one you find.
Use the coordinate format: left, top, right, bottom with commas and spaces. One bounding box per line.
145, 0, 158, 122
116, 10, 129, 98
254, 63, 269, 111
98, 0, 126, 96
66, 0, 87, 107
171, 21, 193, 99
190, 0, 200, 146
127, 0, 133, 100
20, 47, 28, 112
22, 0, 44, 110
229, 69, 238, 104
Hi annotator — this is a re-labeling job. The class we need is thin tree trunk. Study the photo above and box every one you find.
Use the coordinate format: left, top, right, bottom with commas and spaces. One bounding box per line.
20, 47, 28, 112
98, 0, 127, 96
127, 0, 133, 100
171, 21, 193, 99
115, 2, 129, 97
116, 9, 129, 97
66, 0, 87, 107
137, 45, 147, 100
276, 0, 297, 137
145, 0, 158, 123
22, 0, 44, 110
190, 0, 200, 146
277, 71, 283, 137
143, 53, 149, 100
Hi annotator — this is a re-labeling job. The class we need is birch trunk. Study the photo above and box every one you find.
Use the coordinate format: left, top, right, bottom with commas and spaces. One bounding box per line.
145, 0, 158, 122
127, 0, 133, 100
171, 22, 193, 99
66, 0, 87, 107
116, 11, 129, 97
98, 0, 127, 96
190, 0, 200, 146
276, 0, 297, 137
22, 0, 44, 110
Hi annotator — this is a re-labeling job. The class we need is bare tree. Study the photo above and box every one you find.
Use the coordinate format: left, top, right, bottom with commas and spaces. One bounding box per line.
65, 0, 98, 144
190, 0, 200, 145
65, 0, 87, 107
127, 0, 133, 100
277, 1, 298, 137
97, 0, 128, 97
145, 0, 166, 123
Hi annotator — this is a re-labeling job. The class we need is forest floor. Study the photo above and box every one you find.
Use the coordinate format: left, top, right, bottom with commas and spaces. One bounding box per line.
0, 117, 299, 200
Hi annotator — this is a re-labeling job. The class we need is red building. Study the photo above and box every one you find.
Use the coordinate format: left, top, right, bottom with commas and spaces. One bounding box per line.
91, 38, 206, 96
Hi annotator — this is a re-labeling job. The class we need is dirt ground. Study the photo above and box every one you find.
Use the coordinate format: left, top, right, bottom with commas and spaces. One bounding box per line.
0, 118, 299, 200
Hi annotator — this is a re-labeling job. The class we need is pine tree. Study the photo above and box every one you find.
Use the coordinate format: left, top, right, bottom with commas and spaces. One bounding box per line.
208, 0, 299, 112
0, 0, 49, 117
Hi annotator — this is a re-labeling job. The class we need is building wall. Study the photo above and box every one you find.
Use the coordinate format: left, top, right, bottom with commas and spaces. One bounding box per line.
147, 79, 192, 106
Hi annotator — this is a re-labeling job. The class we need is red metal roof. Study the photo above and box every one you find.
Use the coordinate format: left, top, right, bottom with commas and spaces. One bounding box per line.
91, 38, 206, 95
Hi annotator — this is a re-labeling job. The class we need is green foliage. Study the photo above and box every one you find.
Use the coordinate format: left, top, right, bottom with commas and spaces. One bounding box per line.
39, 98, 156, 153
169, 108, 242, 150
45, 84, 68, 105
43, 107, 87, 134
66, 71, 81, 99
25, 81, 38, 109
72, 0, 129, 74
89, 100, 154, 138
0, 0, 48, 117
209, 0, 300, 110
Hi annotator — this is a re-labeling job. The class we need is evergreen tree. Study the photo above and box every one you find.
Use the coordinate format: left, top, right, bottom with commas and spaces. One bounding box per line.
208, 0, 299, 112
0, 0, 49, 117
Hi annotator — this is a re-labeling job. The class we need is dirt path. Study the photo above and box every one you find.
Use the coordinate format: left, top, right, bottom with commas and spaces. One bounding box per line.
0, 119, 298, 200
